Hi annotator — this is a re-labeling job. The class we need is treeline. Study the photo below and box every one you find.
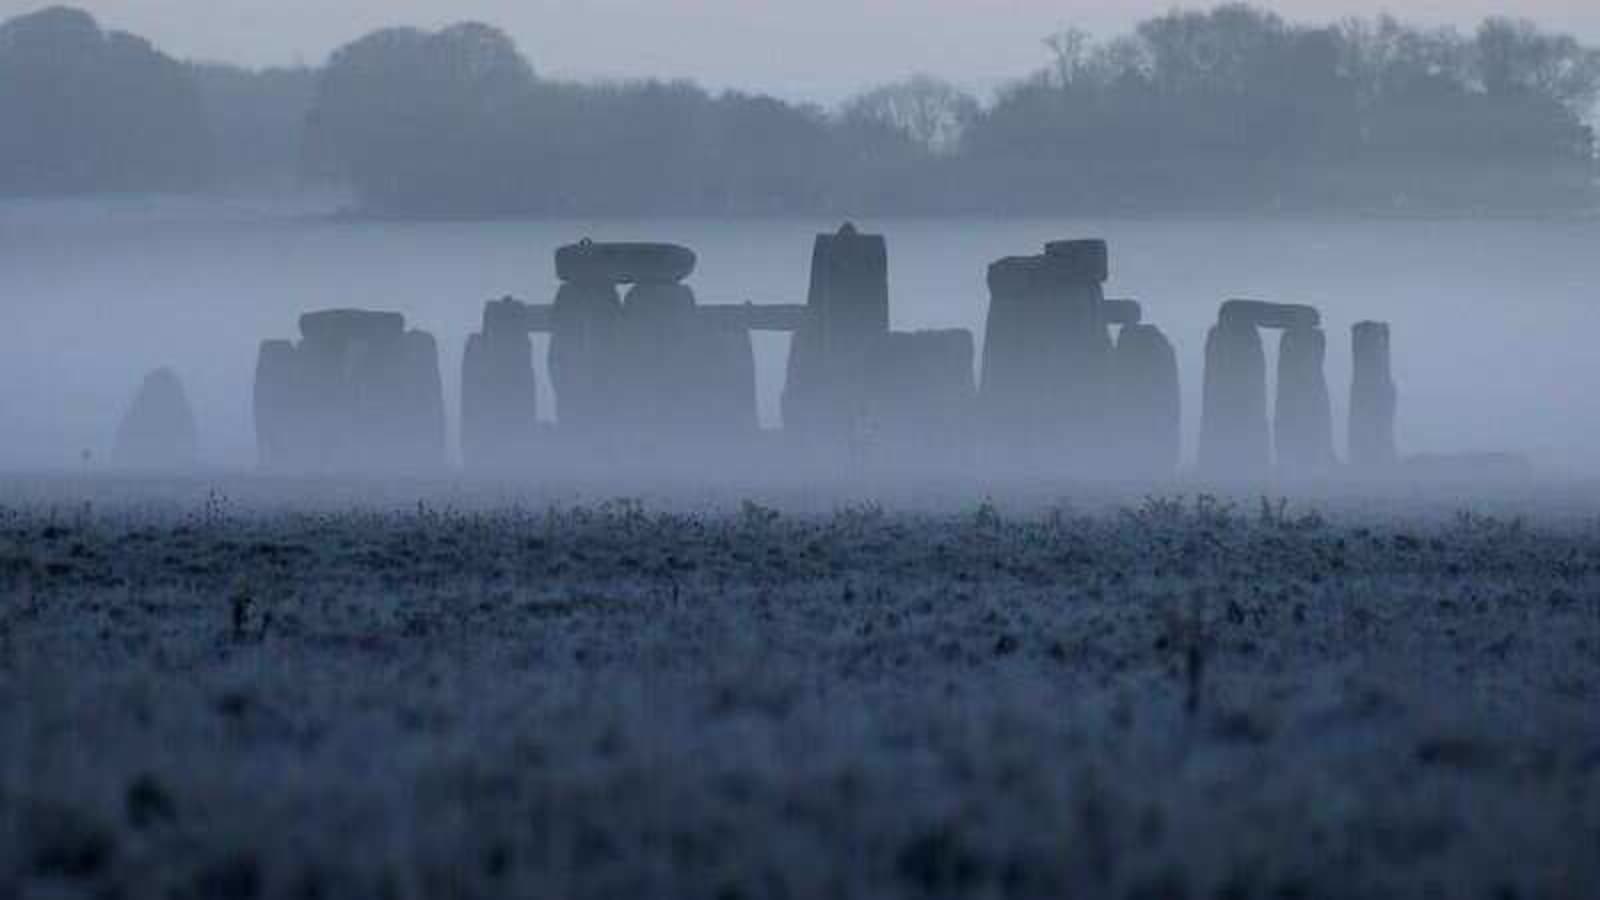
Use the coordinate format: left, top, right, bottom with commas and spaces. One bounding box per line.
0, 6, 313, 194
2, 4, 1597, 213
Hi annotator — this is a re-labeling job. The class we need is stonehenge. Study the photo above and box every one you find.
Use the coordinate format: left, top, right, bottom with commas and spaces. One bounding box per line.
113, 367, 197, 470
1111, 324, 1181, 475
1350, 321, 1398, 467
253, 309, 445, 472
782, 223, 891, 438
1201, 300, 1339, 474
249, 228, 1401, 479
1200, 313, 1271, 473
461, 298, 539, 471
980, 239, 1177, 472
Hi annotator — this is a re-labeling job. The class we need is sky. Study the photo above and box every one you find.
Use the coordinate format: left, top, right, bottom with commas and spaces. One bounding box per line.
6, 0, 1600, 102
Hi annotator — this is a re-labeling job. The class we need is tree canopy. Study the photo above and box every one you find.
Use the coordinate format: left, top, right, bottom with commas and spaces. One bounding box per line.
3, 5, 1597, 214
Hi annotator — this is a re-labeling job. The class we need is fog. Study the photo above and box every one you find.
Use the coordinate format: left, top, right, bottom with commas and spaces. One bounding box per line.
0, 196, 1593, 477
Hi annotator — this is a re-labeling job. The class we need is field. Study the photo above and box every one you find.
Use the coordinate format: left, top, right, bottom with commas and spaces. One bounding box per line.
1, 476, 1598, 899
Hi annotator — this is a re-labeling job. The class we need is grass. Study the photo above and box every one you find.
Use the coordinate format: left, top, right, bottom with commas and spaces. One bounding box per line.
0, 479, 1597, 898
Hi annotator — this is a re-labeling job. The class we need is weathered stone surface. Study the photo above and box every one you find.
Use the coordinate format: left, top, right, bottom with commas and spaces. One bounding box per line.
1110, 324, 1180, 475
697, 323, 759, 433
298, 309, 405, 347
861, 329, 976, 449
253, 340, 304, 471
1274, 327, 1337, 471
1043, 239, 1109, 284
1219, 300, 1320, 332
782, 223, 890, 435
979, 256, 1056, 440
1350, 321, 1398, 467
555, 240, 696, 285
113, 367, 197, 470
463, 299, 541, 470
548, 282, 624, 429
1200, 319, 1270, 473
1102, 299, 1142, 327
978, 249, 1112, 458
255, 309, 446, 472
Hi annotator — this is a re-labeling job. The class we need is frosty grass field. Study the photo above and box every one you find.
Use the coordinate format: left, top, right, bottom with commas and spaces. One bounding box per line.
1, 475, 1598, 899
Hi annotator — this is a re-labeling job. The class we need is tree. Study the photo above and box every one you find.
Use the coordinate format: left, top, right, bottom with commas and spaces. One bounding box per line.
0, 6, 211, 195
839, 76, 978, 155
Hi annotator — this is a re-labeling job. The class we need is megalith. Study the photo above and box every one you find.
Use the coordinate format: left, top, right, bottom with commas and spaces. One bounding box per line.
548, 280, 624, 431
978, 239, 1113, 460
461, 298, 539, 471
860, 328, 977, 456
1274, 326, 1336, 471
113, 367, 198, 470
1199, 317, 1270, 473
1110, 323, 1181, 476
782, 223, 890, 436
252, 309, 446, 472
1349, 321, 1398, 468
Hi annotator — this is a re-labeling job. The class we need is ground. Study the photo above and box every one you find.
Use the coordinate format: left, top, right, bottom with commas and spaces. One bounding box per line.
1, 476, 1597, 899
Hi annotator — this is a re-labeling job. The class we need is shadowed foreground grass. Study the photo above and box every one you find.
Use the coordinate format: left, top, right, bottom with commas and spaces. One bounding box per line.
1, 488, 1597, 899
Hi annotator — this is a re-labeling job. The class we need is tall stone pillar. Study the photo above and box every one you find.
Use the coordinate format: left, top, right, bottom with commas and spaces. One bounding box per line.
782, 223, 890, 436
1110, 323, 1181, 476
1349, 321, 1397, 467
548, 280, 624, 431
1199, 318, 1269, 473
254, 339, 303, 471
860, 328, 977, 461
462, 298, 539, 472
1042, 240, 1114, 461
1275, 327, 1336, 471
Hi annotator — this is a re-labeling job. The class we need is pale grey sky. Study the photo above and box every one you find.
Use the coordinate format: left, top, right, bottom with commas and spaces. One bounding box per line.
7, 1, 1600, 101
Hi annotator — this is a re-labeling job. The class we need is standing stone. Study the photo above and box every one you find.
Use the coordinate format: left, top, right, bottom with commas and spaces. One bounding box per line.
697, 323, 759, 434
1199, 318, 1269, 473
254, 340, 304, 471
861, 329, 976, 455
1350, 321, 1398, 468
978, 255, 1060, 445
254, 309, 446, 473
113, 368, 197, 470
979, 240, 1114, 463
618, 282, 700, 431
1042, 241, 1114, 458
548, 281, 624, 431
462, 299, 539, 471
1110, 324, 1181, 476
782, 223, 890, 436
1274, 327, 1336, 471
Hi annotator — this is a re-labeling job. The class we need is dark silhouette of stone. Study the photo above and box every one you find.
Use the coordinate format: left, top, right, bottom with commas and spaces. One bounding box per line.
548, 281, 624, 430
461, 298, 539, 471
555, 240, 696, 286
861, 329, 976, 452
1199, 318, 1269, 473
298, 309, 405, 348
700, 323, 759, 434
1274, 327, 1336, 471
1044, 239, 1109, 283
1102, 299, 1143, 327
253, 340, 306, 471
1350, 321, 1398, 467
1110, 324, 1180, 475
782, 223, 890, 435
1219, 300, 1319, 331
113, 368, 197, 470
978, 240, 1113, 461
252, 309, 446, 472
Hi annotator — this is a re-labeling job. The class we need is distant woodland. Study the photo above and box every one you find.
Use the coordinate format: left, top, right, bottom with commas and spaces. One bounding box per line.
3, 4, 1598, 214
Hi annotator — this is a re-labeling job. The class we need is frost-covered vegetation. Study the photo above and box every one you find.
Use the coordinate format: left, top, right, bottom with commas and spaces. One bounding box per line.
1, 479, 1597, 898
